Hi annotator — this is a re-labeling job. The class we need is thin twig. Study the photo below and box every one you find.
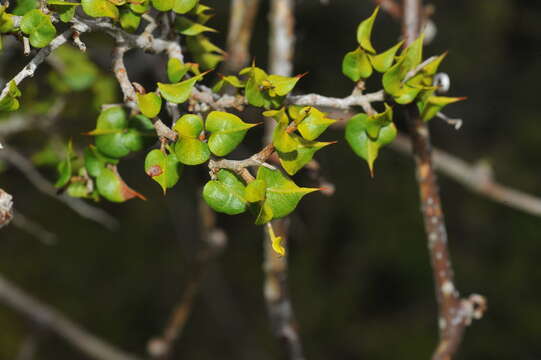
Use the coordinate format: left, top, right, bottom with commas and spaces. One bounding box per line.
391, 134, 541, 217
263, 1, 305, 360
0, 147, 118, 230
208, 144, 276, 177
0, 273, 141, 360
11, 211, 57, 245
401, 2, 485, 359
223, 0, 261, 74
373, 0, 403, 19
0, 22, 90, 102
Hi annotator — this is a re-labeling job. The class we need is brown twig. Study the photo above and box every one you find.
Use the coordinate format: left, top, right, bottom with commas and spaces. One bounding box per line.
223, 0, 261, 74
391, 135, 541, 218
0, 274, 141, 360
208, 144, 276, 177
11, 211, 57, 245
401, 1, 485, 359
262, 1, 306, 360
373, 0, 403, 19
147, 195, 227, 359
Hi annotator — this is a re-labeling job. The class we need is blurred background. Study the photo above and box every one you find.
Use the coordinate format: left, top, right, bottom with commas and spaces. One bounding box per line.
1, 0, 541, 359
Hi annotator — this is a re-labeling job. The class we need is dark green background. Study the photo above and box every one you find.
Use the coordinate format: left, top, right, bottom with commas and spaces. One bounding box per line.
1, 0, 540, 359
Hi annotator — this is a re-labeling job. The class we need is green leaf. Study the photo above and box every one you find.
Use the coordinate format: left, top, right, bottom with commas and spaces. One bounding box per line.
167, 58, 189, 83
401, 33, 424, 68
157, 73, 205, 104
356, 7, 379, 54
175, 16, 216, 36
96, 166, 145, 202
53, 45, 99, 91
145, 149, 183, 193
267, 74, 302, 96
137, 92, 162, 118
277, 136, 334, 175
66, 180, 91, 198
130, 0, 149, 13
203, 169, 247, 215
0, 81, 21, 112
369, 40, 404, 73
272, 120, 298, 153
174, 138, 210, 165
84, 145, 117, 178
296, 107, 336, 141
20, 9, 56, 48
264, 107, 289, 125
244, 66, 272, 108
245, 179, 266, 203
120, 7, 141, 32
150, 0, 173, 11
173, 113, 203, 138
81, 0, 119, 19
54, 140, 73, 188
89, 108, 154, 158
345, 112, 397, 176
206, 111, 258, 156
256, 167, 318, 219
173, 0, 197, 14
91, 106, 128, 132
342, 47, 372, 81
364, 103, 393, 139
13, 0, 38, 15
0, 8, 15, 33
419, 96, 465, 122
52, 4, 76, 22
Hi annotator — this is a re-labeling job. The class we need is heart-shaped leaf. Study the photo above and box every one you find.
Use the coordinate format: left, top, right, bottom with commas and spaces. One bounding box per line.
277, 136, 334, 175
137, 92, 162, 118
296, 107, 336, 141
342, 47, 372, 81
203, 169, 247, 215
84, 145, 117, 178
175, 16, 216, 36
266, 74, 302, 96
173, 113, 203, 138
256, 167, 319, 219
244, 66, 272, 108
174, 138, 210, 165
345, 112, 397, 176
120, 7, 141, 32
272, 120, 298, 153
96, 166, 146, 202
150, 0, 173, 11
206, 111, 259, 156
89, 108, 154, 158
167, 58, 189, 83
81, 0, 119, 19
369, 40, 403, 73
20, 9, 56, 48
173, 0, 197, 14
419, 96, 465, 122
0, 81, 21, 112
356, 6, 379, 54
157, 72, 205, 104
145, 149, 183, 193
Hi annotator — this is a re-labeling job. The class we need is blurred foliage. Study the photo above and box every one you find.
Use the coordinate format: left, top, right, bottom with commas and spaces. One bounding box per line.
1, 0, 541, 359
